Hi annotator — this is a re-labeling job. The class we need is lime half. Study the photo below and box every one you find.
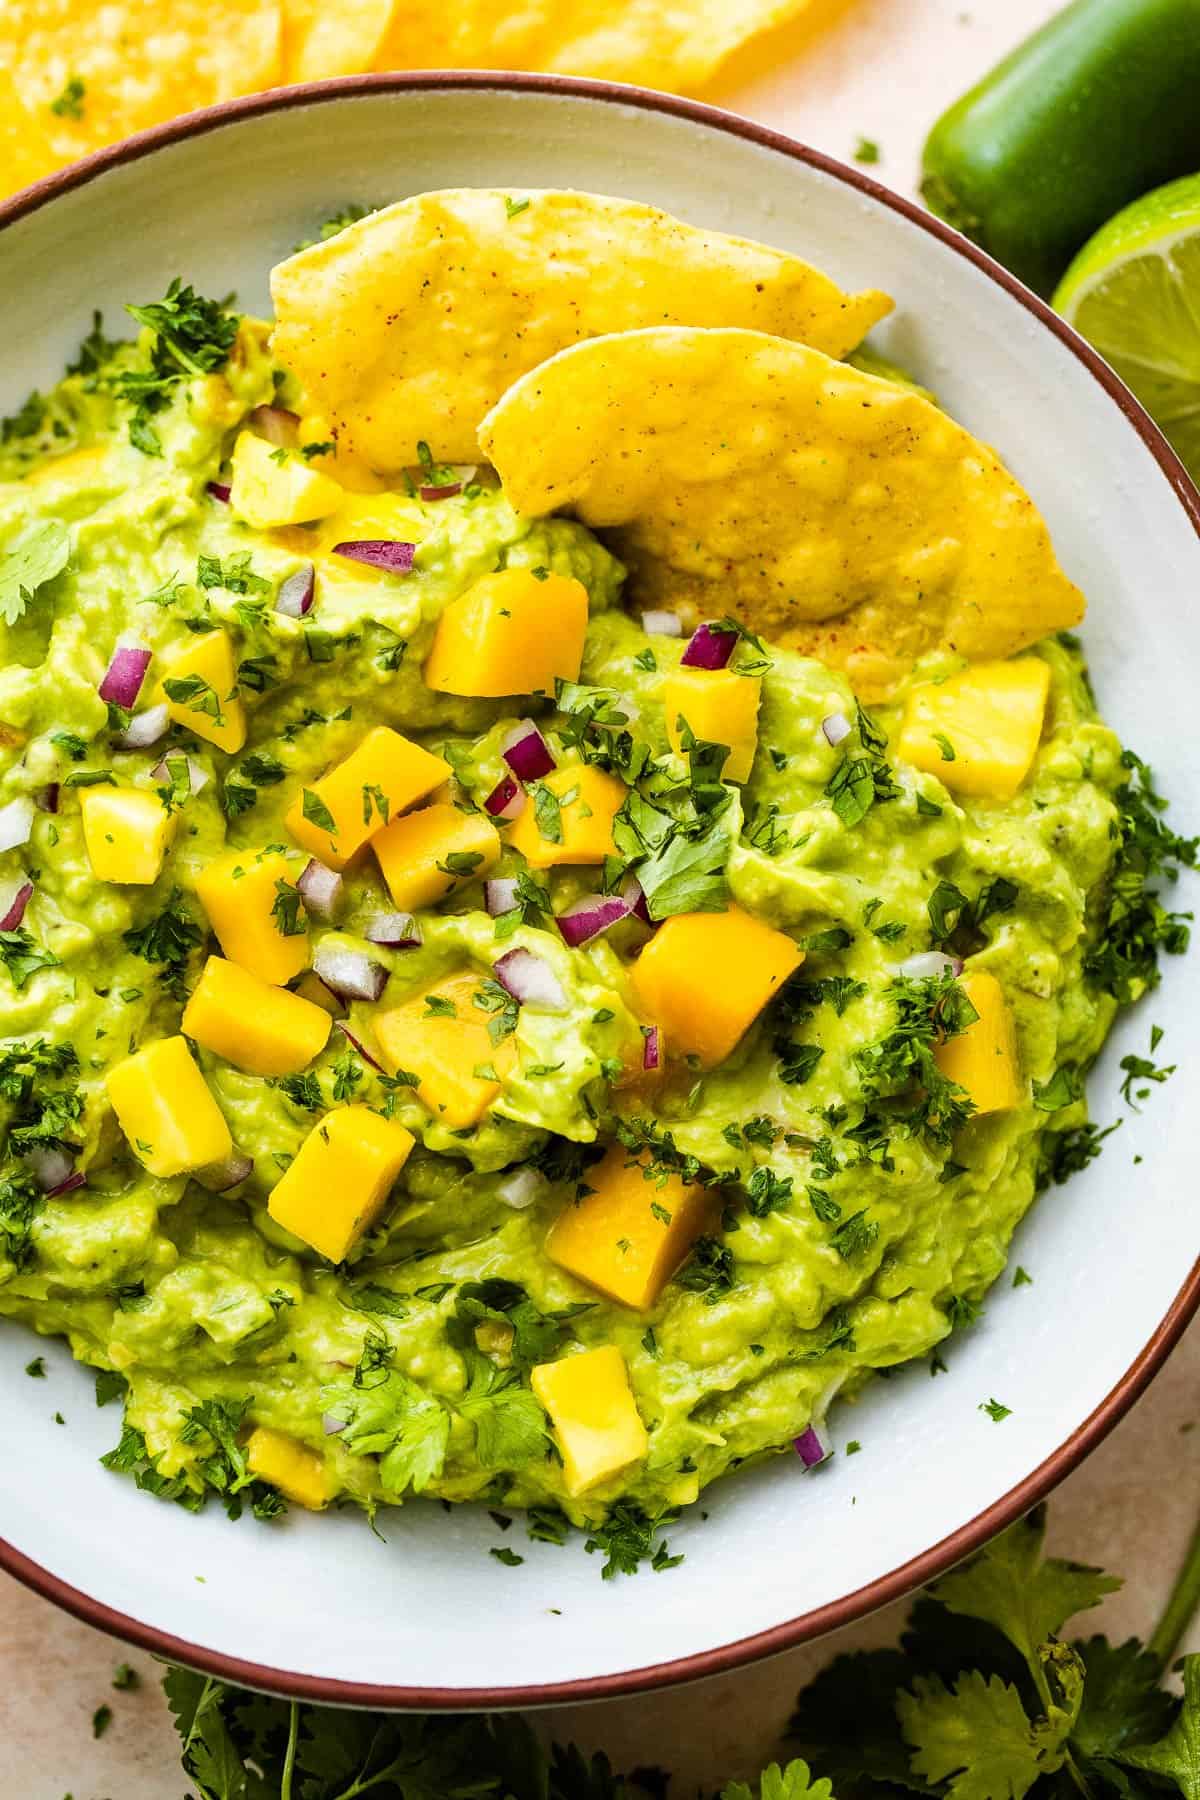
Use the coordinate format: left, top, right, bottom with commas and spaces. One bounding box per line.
1054, 173, 1200, 482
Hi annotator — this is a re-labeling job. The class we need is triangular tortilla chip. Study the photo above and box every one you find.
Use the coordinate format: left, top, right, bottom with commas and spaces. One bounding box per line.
283, 0, 395, 81
371, 0, 822, 94
0, 0, 281, 165
479, 326, 1085, 697
269, 189, 890, 471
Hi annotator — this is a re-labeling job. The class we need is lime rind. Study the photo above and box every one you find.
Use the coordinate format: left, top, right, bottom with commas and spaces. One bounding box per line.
1055, 174, 1200, 479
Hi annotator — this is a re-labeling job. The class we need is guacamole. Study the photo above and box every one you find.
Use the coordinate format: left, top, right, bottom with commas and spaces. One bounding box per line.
0, 284, 1186, 1562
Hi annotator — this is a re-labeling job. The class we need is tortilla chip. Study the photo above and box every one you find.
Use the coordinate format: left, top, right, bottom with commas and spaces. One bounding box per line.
0, 0, 281, 164
283, 0, 396, 81
0, 70, 61, 196
270, 188, 890, 471
372, 0, 822, 95
479, 327, 1085, 697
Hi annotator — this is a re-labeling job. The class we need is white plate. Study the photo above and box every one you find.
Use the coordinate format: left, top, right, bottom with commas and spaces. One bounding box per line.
2, 75, 1199, 1707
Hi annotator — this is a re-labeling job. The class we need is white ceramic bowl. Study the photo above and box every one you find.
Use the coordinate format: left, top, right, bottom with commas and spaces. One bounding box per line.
2, 75, 1199, 1708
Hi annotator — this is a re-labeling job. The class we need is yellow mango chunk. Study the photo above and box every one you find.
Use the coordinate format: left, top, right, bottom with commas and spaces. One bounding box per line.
531, 1346, 648, 1497
267, 1104, 415, 1262
79, 787, 174, 885
229, 429, 344, 529
424, 568, 589, 698
373, 972, 518, 1130
898, 659, 1051, 801
546, 1144, 717, 1311
934, 969, 1023, 1116
373, 802, 500, 912
663, 667, 762, 784
284, 725, 450, 870
631, 905, 803, 1067
246, 1426, 329, 1510
157, 630, 247, 755
506, 764, 626, 869
196, 847, 309, 986
106, 1035, 232, 1179
182, 956, 331, 1077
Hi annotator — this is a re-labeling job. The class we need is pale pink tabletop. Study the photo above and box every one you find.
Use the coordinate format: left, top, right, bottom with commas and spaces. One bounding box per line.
5, 2, 1197, 1791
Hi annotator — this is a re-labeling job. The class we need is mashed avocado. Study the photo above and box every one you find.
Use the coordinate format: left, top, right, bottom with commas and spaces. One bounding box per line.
0, 290, 1188, 1561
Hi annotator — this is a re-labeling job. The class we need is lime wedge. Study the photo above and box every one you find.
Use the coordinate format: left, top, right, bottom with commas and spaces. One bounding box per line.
1054, 173, 1200, 481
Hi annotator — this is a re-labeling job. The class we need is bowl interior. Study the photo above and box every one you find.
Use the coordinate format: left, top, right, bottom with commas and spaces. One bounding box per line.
2, 79, 1199, 1703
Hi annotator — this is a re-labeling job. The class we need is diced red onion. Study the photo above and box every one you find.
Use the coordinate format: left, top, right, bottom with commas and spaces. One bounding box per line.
419, 465, 476, 502
35, 784, 59, 815
621, 873, 652, 927
48, 1171, 86, 1198
493, 947, 568, 1013
0, 796, 35, 851
313, 943, 388, 1002
248, 404, 300, 447
334, 1019, 383, 1071
485, 877, 519, 917
276, 563, 315, 619
24, 1145, 76, 1193
794, 1426, 830, 1468
642, 1025, 661, 1072
681, 622, 737, 670
118, 702, 169, 750
151, 754, 208, 795
297, 858, 344, 923
322, 1410, 348, 1435
194, 1151, 254, 1192
363, 912, 421, 949
497, 1167, 546, 1211
206, 481, 231, 503
332, 540, 416, 574
822, 712, 852, 748
898, 951, 963, 980
556, 891, 631, 948
0, 879, 33, 930
641, 610, 682, 637
484, 773, 525, 821
99, 646, 152, 709
501, 721, 555, 780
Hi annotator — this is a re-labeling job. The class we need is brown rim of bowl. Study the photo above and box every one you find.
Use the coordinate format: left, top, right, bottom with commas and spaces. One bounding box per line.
2, 69, 1200, 1711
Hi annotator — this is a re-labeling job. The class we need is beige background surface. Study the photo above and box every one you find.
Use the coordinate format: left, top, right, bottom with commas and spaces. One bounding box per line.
5, 1, 1198, 1793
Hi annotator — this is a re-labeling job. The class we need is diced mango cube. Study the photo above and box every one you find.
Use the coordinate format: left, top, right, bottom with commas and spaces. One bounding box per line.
934, 969, 1023, 1115
373, 971, 518, 1130
663, 667, 762, 784
373, 802, 500, 912
79, 787, 174, 885
897, 659, 1051, 800
157, 630, 247, 755
424, 568, 588, 698
267, 1104, 415, 1261
106, 1035, 232, 1178
631, 905, 802, 1067
531, 1346, 648, 1497
506, 764, 625, 869
182, 955, 331, 1076
229, 430, 344, 529
195, 847, 309, 986
284, 725, 449, 870
546, 1145, 717, 1311
245, 1426, 329, 1509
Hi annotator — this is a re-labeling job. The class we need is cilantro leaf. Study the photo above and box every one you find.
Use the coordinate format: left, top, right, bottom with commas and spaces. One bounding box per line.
896, 1666, 1071, 1799
929, 1505, 1120, 1671
0, 928, 60, 990
326, 1363, 450, 1496
584, 1501, 683, 1579
455, 1348, 548, 1469
0, 518, 70, 626
720, 1761, 836, 1800
1071, 1634, 1177, 1760
1122, 1654, 1200, 1793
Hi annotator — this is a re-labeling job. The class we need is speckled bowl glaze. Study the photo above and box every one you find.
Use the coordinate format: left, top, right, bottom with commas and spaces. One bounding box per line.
2, 73, 1199, 1708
